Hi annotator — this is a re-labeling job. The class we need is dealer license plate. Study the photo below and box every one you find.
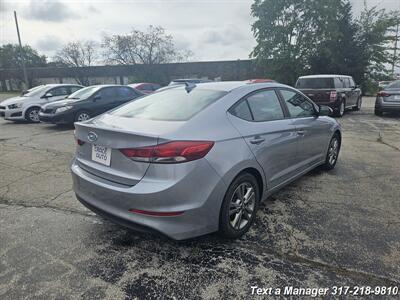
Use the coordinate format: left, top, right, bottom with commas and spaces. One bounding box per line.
92, 144, 111, 166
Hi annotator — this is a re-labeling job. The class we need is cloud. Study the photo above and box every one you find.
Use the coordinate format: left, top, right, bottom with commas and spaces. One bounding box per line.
22, 0, 79, 22
35, 35, 63, 52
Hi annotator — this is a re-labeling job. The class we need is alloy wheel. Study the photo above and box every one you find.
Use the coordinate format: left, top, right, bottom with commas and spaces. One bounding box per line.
29, 109, 40, 122
328, 138, 339, 165
77, 112, 90, 122
229, 182, 255, 230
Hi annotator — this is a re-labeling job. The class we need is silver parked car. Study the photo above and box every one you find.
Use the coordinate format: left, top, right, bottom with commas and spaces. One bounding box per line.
375, 80, 400, 116
0, 84, 83, 122
72, 82, 341, 240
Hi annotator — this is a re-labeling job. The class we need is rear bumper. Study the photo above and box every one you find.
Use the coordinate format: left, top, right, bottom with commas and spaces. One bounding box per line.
375, 97, 400, 112
39, 111, 74, 124
71, 157, 227, 240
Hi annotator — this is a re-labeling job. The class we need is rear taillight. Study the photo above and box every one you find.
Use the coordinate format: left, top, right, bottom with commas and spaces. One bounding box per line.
329, 91, 337, 101
377, 91, 389, 97
120, 141, 214, 163
76, 139, 85, 146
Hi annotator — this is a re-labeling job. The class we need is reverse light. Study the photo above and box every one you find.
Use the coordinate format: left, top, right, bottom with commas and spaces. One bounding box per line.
120, 141, 214, 163
329, 91, 337, 101
128, 209, 184, 217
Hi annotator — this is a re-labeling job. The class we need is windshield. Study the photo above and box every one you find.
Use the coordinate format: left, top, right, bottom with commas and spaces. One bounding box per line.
296, 78, 335, 89
110, 87, 227, 121
386, 80, 400, 90
23, 85, 47, 97
67, 86, 102, 100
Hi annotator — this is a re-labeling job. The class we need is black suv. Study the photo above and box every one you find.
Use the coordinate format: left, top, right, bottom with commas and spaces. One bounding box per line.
295, 75, 362, 117
39, 85, 143, 124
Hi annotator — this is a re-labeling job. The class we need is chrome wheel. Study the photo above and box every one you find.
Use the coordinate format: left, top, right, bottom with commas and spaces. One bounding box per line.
328, 138, 339, 165
77, 112, 90, 122
28, 109, 39, 122
229, 182, 255, 230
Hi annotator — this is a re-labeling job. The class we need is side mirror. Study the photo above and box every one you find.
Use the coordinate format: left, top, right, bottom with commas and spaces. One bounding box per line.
318, 105, 333, 117
42, 92, 53, 98
93, 94, 101, 101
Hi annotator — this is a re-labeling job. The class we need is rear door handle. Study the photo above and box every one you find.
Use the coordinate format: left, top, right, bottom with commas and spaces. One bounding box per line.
249, 137, 265, 145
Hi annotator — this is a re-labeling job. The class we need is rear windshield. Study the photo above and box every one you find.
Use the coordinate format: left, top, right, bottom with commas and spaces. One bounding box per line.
110, 87, 227, 121
296, 78, 334, 89
386, 80, 400, 90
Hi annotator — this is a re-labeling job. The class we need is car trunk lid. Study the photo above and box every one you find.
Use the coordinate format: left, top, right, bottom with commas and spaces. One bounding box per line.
74, 114, 183, 186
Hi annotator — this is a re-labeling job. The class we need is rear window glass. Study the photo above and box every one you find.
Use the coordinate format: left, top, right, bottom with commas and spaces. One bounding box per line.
386, 81, 400, 89
296, 78, 335, 89
110, 87, 227, 121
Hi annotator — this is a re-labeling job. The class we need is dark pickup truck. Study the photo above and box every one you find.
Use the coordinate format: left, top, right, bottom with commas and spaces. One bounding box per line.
295, 75, 362, 117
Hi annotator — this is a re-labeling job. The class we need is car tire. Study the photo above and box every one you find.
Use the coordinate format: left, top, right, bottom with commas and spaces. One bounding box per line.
25, 107, 40, 123
219, 173, 260, 239
322, 134, 341, 170
335, 100, 346, 117
353, 97, 362, 111
374, 108, 383, 116
74, 111, 91, 122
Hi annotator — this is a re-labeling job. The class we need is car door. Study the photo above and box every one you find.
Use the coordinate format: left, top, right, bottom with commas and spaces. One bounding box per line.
97, 87, 120, 113
342, 77, 355, 107
349, 77, 359, 104
278, 88, 331, 171
228, 89, 299, 189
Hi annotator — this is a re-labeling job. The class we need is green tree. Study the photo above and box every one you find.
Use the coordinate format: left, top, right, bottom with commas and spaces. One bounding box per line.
308, 1, 364, 83
0, 44, 47, 69
356, 5, 400, 84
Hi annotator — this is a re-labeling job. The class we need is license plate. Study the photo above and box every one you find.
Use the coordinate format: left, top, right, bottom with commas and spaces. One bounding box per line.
92, 144, 111, 166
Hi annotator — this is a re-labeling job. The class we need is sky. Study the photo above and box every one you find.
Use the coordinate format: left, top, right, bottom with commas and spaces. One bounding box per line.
0, 0, 399, 63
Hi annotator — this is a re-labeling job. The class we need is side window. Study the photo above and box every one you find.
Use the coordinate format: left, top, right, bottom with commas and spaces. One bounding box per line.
69, 86, 82, 94
343, 78, 350, 88
49, 87, 69, 96
152, 84, 161, 91
280, 89, 315, 118
118, 87, 136, 98
246, 90, 284, 121
100, 87, 118, 101
334, 78, 344, 88
349, 77, 355, 87
230, 100, 253, 121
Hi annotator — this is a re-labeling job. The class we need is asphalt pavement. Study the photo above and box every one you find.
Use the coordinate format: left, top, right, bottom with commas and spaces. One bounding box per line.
0, 94, 399, 299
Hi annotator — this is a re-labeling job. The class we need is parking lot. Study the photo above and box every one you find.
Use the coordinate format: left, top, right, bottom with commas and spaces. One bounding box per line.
0, 93, 399, 298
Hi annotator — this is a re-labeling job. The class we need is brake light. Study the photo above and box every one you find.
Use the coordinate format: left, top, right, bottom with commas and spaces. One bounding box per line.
120, 141, 214, 163
76, 138, 85, 146
329, 91, 337, 101
377, 91, 389, 97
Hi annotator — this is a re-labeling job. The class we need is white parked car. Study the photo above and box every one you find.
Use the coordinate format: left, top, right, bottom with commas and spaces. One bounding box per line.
0, 84, 83, 122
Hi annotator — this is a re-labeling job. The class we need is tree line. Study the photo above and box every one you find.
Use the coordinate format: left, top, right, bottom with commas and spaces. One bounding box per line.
251, 0, 400, 92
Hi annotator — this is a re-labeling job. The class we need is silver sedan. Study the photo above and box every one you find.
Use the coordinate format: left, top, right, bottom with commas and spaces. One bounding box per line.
71, 81, 341, 240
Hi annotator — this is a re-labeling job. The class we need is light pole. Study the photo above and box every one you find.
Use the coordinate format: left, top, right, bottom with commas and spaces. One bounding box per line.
14, 10, 29, 89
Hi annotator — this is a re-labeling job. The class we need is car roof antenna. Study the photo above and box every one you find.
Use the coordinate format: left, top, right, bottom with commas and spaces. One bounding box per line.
185, 82, 196, 93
